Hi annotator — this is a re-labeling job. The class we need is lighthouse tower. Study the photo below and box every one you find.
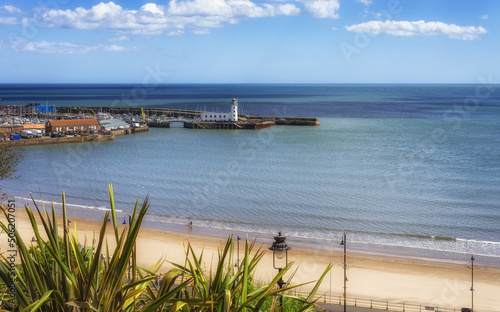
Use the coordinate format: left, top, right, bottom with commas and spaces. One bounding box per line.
230, 98, 238, 122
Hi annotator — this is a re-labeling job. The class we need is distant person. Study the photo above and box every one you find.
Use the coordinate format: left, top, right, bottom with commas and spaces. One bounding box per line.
188, 219, 193, 232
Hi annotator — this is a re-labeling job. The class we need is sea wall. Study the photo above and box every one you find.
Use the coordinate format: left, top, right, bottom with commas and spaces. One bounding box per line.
250, 117, 320, 126
111, 126, 149, 136
0, 134, 114, 147
184, 121, 275, 130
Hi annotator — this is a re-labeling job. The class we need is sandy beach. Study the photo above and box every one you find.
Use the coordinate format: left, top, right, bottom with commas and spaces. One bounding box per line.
1, 204, 499, 312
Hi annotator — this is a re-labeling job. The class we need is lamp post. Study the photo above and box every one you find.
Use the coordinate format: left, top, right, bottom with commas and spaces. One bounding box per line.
340, 232, 347, 312
471, 255, 474, 312
235, 235, 241, 269
269, 232, 291, 312
123, 214, 131, 225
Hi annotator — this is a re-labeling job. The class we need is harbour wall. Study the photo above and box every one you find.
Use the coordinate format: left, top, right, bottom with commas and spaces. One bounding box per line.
111, 126, 149, 136
0, 134, 115, 147
250, 116, 320, 126
184, 121, 275, 130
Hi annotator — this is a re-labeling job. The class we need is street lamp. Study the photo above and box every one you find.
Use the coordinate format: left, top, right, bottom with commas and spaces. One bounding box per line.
470, 255, 474, 312
269, 232, 291, 312
235, 235, 241, 268
340, 232, 347, 312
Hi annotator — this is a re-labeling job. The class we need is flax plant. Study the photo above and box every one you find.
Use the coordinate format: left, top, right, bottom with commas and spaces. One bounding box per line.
0, 184, 154, 311
141, 237, 332, 312
0, 185, 331, 312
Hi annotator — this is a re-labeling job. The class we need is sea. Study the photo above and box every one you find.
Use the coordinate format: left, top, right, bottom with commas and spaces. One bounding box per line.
1, 83, 499, 266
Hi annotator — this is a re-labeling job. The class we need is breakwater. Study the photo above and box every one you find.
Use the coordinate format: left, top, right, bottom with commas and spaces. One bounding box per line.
251, 116, 320, 126
0, 134, 114, 147
184, 120, 275, 130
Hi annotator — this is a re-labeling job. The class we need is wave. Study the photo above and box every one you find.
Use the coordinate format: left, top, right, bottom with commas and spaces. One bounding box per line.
6, 192, 499, 266
13, 195, 123, 213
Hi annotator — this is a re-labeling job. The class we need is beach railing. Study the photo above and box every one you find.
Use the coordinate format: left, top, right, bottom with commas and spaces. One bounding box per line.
292, 291, 460, 312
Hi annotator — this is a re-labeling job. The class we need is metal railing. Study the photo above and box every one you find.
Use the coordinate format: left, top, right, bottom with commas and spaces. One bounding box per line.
290, 291, 460, 312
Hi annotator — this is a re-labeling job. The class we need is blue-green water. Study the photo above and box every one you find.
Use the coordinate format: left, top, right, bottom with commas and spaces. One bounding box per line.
1, 84, 499, 264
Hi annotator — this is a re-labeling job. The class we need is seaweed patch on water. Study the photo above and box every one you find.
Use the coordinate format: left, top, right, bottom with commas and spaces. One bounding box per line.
431, 236, 457, 241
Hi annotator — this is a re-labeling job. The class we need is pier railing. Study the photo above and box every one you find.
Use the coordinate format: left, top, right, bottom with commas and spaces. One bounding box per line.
291, 291, 461, 312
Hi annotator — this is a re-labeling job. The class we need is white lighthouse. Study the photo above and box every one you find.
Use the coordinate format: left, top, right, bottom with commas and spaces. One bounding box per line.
230, 98, 238, 122
200, 98, 239, 122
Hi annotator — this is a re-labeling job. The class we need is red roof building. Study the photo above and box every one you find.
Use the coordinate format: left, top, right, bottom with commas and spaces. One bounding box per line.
46, 119, 100, 134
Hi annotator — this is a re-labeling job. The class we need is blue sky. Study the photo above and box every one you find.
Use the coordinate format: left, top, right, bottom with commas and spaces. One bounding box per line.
0, 0, 497, 83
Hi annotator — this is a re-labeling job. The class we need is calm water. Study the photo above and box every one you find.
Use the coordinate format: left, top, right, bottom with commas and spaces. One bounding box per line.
1, 84, 499, 265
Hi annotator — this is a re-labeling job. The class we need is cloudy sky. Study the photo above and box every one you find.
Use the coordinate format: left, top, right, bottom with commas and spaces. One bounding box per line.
0, 0, 497, 83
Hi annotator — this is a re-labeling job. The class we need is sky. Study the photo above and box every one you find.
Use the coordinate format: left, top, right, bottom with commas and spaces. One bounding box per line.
0, 0, 498, 83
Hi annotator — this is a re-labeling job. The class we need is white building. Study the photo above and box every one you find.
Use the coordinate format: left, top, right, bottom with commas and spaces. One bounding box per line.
200, 98, 238, 122
99, 118, 131, 131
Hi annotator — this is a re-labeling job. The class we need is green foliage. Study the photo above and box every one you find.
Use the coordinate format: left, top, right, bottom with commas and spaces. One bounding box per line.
0, 185, 332, 311
0, 146, 24, 181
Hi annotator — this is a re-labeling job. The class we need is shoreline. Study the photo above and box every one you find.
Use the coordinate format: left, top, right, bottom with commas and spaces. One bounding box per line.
1, 200, 500, 311
8, 193, 500, 269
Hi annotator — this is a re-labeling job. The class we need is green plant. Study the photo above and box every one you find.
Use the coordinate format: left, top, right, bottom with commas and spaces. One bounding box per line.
0, 185, 153, 311
0, 185, 331, 312
0, 145, 24, 181
147, 236, 332, 312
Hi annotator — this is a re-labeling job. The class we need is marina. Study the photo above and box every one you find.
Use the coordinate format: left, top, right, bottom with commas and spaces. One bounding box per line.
0, 98, 319, 146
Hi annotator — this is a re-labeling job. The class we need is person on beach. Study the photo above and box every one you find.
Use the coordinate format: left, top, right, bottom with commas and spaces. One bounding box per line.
158, 273, 163, 286
188, 219, 193, 232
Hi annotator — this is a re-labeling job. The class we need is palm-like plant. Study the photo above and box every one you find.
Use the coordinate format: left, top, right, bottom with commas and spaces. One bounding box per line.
142, 237, 331, 312
0, 184, 152, 311
0, 185, 331, 312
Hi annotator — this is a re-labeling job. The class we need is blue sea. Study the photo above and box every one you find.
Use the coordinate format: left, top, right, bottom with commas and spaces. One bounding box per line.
1, 84, 499, 266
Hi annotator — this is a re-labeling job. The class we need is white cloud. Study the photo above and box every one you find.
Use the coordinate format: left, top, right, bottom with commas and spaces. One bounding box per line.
358, 0, 372, 6
345, 20, 487, 40
109, 35, 130, 42
300, 0, 340, 18
0, 16, 18, 24
104, 44, 128, 51
0, 5, 22, 25
0, 5, 22, 14
480, 14, 488, 20
277, 3, 300, 15
11, 40, 129, 54
35, 1, 302, 35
